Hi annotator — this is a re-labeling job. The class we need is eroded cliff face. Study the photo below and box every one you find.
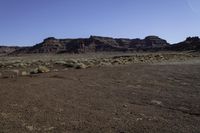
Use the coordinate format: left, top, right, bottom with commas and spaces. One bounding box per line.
167, 37, 200, 51
11, 35, 170, 54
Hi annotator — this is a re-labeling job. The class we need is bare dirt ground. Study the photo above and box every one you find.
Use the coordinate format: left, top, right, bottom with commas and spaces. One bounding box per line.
0, 53, 200, 133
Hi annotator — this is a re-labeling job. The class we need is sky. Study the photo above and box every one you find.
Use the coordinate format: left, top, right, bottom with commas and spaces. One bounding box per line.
0, 0, 200, 46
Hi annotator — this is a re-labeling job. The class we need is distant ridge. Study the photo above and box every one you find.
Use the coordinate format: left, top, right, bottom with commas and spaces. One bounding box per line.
0, 35, 199, 55
167, 37, 200, 51
0, 46, 20, 54
10, 35, 169, 54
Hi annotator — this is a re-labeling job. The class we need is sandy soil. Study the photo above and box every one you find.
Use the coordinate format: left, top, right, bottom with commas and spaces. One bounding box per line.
0, 54, 200, 133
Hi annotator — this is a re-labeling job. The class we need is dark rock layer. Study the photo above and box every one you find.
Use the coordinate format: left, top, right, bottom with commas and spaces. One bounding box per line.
11, 35, 169, 54
3, 36, 200, 55
0, 46, 19, 54
167, 37, 200, 51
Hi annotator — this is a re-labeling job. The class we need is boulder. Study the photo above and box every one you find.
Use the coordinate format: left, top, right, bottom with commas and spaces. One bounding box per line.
75, 63, 87, 69
30, 66, 50, 74
21, 71, 30, 76
38, 66, 50, 73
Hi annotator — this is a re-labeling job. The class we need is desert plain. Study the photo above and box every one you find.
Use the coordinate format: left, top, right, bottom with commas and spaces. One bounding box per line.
0, 52, 200, 133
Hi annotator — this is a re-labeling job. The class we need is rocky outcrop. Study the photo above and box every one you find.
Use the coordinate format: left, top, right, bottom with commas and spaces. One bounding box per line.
168, 37, 200, 51
27, 37, 71, 53
144, 36, 168, 47
4, 36, 200, 55
12, 35, 169, 54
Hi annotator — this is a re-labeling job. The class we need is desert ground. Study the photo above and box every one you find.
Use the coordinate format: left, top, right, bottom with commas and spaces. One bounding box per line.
0, 52, 200, 133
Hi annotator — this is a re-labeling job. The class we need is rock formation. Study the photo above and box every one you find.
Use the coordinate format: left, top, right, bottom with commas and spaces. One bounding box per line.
168, 37, 200, 51
6, 35, 200, 55
0, 46, 19, 54
11, 35, 170, 54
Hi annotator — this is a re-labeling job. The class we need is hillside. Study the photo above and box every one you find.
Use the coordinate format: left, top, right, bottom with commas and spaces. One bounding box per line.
0, 46, 19, 55
167, 37, 200, 51
1, 36, 200, 55
11, 35, 169, 54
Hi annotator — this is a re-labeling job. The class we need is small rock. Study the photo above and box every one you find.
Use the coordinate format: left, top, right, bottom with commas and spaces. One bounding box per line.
30, 68, 39, 74
136, 118, 143, 121
30, 66, 50, 74
151, 100, 162, 105
63, 68, 68, 71
53, 69, 59, 72
123, 104, 128, 108
21, 71, 29, 76
54, 60, 66, 65
75, 63, 87, 69
64, 62, 76, 68
37, 66, 50, 73
26, 126, 34, 131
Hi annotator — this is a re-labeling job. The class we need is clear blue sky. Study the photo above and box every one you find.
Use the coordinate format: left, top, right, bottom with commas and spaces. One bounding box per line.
0, 0, 200, 46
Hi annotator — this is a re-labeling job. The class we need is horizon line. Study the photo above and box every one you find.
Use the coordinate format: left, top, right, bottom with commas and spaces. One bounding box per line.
0, 35, 199, 47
